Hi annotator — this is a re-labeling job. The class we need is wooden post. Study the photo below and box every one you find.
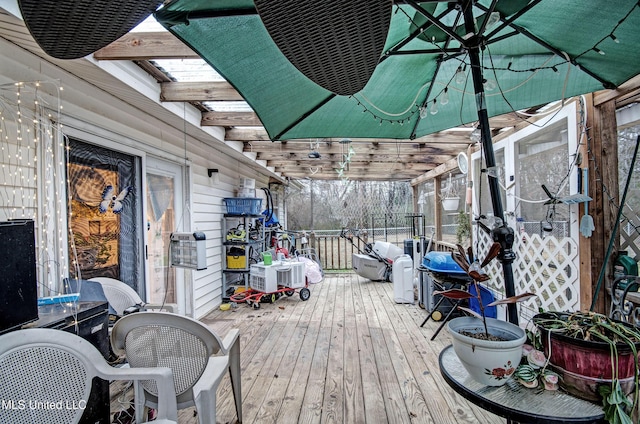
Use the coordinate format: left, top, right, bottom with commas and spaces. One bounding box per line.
589, 96, 619, 314
434, 175, 443, 242
579, 95, 594, 312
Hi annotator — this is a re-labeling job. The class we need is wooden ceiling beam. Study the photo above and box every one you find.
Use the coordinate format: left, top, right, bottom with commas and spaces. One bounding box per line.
267, 159, 436, 170
411, 157, 461, 186
226, 128, 476, 144
485, 112, 529, 128
227, 127, 272, 141
160, 81, 244, 102
246, 141, 463, 156
94, 32, 199, 60
201, 111, 263, 126
593, 74, 640, 106
279, 169, 419, 181
258, 155, 451, 165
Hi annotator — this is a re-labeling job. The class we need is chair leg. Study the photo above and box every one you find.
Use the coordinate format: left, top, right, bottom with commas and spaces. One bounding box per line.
229, 339, 242, 422
133, 381, 146, 424
194, 389, 216, 424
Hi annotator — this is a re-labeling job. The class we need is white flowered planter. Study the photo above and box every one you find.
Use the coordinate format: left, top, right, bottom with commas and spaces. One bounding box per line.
447, 316, 526, 386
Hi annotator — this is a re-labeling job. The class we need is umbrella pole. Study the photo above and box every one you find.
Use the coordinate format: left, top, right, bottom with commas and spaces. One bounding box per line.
462, 1, 518, 325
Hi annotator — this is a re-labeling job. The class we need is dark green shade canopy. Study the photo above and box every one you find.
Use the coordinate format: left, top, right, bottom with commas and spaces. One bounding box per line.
155, 0, 640, 141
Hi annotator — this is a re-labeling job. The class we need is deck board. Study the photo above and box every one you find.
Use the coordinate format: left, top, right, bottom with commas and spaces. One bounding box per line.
110, 273, 505, 423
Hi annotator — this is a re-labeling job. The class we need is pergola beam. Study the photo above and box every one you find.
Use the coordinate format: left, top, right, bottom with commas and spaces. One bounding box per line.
160, 81, 244, 102
279, 170, 420, 181
266, 158, 438, 168
94, 32, 199, 60
246, 140, 464, 156
201, 111, 263, 126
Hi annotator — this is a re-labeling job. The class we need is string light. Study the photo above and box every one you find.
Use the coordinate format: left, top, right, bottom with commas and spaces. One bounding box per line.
576, 2, 638, 61
440, 87, 450, 105
355, 0, 639, 128
483, 78, 497, 91
455, 65, 467, 85
429, 98, 438, 115
0, 80, 66, 295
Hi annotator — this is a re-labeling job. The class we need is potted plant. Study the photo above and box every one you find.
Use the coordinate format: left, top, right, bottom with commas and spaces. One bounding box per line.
435, 243, 535, 386
455, 210, 471, 246
532, 311, 640, 424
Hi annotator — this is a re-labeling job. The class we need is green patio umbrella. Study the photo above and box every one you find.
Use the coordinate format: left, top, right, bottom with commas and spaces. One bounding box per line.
155, 0, 640, 141
155, 0, 640, 324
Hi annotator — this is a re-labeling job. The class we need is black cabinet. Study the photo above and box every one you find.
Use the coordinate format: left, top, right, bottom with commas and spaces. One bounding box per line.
0, 220, 38, 334
31, 301, 110, 424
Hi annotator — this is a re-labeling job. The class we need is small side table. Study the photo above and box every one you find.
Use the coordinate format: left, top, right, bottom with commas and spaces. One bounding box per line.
439, 345, 606, 424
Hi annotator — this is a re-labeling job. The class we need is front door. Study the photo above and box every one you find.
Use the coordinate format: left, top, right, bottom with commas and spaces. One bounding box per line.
67, 139, 143, 291
145, 157, 185, 313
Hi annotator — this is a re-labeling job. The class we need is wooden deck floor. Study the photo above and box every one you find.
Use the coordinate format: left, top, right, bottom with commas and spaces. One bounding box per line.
111, 273, 505, 423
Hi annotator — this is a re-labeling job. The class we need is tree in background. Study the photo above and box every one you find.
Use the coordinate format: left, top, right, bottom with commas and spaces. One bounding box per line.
286, 180, 413, 231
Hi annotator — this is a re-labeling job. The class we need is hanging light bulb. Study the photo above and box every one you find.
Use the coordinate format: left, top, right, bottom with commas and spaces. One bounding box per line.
470, 128, 481, 144
419, 106, 428, 119
440, 87, 449, 105
455, 65, 466, 84
610, 34, 620, 43
483, 78, 496, 91
348, 146, 355, 157
485, 11, 501, 29
430, 99, 438, 115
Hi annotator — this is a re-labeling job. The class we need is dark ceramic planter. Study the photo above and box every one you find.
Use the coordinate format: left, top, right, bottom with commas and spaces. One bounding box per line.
533, 312, 640, 402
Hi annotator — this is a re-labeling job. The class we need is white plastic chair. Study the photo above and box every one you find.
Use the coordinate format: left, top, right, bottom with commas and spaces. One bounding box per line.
88, 277, 175, 316
0, 328, 178, 424
111, 311, 242, 424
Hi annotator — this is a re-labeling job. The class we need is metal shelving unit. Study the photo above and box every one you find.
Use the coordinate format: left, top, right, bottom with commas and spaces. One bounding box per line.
221, 214, 265, 299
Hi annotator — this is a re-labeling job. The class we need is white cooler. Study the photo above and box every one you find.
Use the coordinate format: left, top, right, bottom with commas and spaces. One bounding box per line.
393, 254, 414, 304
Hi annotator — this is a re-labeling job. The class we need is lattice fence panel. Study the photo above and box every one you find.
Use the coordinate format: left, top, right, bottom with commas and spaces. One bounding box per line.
475, 229, 580, 323
620, 219, 640, 263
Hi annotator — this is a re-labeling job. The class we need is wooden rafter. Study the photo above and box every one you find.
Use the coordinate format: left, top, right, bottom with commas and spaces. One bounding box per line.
279, 169, 422, 180
94, 32, 199, 60
245, 140, 466, 155
201, 111, 262, 126
161, 81, 243, 102
258, 153, 449, 164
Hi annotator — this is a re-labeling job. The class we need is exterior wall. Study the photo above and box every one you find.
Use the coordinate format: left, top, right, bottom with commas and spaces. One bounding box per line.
0, 35, 275, 319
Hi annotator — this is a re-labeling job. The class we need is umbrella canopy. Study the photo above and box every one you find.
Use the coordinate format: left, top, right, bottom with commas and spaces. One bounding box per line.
155, 0, 640, 141
155, 0, 640, 325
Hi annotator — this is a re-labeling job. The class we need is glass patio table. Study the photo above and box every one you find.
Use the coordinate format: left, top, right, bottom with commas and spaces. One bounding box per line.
439, 345, 606, 424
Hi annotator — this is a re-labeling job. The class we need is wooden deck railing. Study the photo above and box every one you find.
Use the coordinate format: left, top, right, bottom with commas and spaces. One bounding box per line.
297, 233, 455, 271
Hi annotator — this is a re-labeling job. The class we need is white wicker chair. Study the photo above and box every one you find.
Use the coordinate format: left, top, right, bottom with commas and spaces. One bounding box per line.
111, 311, 242, 424
0, 328, 178, 424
